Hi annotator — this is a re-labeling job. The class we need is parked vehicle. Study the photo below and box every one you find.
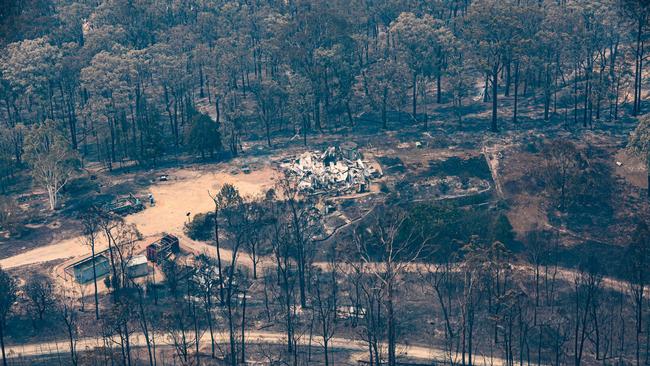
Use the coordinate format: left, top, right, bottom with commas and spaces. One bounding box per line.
102, 195, 144, 216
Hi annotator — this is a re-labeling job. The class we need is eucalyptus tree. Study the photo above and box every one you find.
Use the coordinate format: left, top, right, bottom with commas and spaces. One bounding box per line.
81, 50, 140, 167
148, 41, 190, 151
215, 183, 248, 366
620, 0, 649, 116
463, 0, 525, 132
0, 267, 17, 366
24, 274, 55, 326
276, 175, 322, 309
390, 12, 453, 117
23, 119, 78, 210
568, 0, 617, 128
625, 222, 650, 366
250, 77, 287, 147
286, 71, 314, 145
627, 114, 650, 196
80, 207, 102, 320
354, 206, 425, 366
1, 37, 62, 123
356, 57, 410, 129
187, 112, 222, 159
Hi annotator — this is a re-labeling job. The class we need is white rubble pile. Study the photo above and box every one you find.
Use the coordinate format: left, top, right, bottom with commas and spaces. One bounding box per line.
281, 146, 381, 195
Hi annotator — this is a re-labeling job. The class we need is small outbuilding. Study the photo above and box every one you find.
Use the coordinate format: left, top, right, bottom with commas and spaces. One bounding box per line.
65, 254, 110, 283
126, 255, 149, 278
146, 234, 180, 263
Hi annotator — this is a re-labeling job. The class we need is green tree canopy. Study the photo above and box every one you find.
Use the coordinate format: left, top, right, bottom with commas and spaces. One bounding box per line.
187, 112, 222, 159
24, 119, 79, 210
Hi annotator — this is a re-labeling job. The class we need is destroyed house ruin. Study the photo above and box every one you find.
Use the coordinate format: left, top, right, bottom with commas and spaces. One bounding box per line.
280, 144, 381, 195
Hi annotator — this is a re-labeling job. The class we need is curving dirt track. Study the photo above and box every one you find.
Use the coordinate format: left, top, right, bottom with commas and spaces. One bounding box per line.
5, 329, 508, 366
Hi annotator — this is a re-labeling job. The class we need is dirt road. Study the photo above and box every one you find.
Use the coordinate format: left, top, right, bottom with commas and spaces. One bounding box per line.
5, 329, 507, 366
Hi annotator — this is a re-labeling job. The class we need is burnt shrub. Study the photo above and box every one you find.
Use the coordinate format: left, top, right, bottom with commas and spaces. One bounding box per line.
185, 212, 215, 241
426, 155, 492, 181
398, 202, 517, 261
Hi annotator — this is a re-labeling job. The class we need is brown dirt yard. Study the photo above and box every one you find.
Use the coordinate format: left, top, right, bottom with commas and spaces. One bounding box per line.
0, 165, 279, 270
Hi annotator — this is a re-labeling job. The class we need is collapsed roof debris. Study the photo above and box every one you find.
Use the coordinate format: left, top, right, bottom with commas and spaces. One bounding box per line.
280, 145, 382, 195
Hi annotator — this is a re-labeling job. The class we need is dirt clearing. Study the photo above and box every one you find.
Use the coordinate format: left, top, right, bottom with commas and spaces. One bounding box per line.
0, 166, 278, 270
130, 166, 278, 237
